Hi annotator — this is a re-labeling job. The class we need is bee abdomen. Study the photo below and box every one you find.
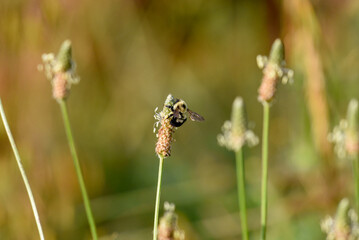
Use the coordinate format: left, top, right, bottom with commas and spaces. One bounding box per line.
170, 117, 187, 127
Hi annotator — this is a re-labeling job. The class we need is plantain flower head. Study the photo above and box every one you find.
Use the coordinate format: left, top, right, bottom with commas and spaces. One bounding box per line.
321, 198, 359, 240
154, 94, 177, 158
158, 202, 185, 240
329, 99, 359, 159
39, 40, 80, 101
257, 39, 294, 103
218, 97, 258, 151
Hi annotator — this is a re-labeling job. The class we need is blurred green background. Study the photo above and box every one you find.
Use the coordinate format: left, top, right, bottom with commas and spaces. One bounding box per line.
0, 0, 359, 239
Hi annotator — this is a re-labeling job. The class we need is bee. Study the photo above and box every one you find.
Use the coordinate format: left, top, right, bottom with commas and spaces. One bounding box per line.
166, 98, 205, 127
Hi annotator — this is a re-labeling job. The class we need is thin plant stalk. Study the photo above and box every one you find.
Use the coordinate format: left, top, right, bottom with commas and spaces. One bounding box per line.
260, 102, 270, 240
153, 155, 164, 240
235, 148, 249, 240
0, 98, 45, 240
58, 100, 98, 240
353, 156, 359, 213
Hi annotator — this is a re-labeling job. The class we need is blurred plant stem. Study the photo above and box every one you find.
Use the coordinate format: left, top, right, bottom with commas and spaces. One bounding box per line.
217, 97, 258, 239
353, 157, 359, 213
235, 148, 249, 240
260, 102, 270, 240
283, 0, 330, 159
0, 98, 45, 240
153, 155, 164, 240
348, 99, 359, 214
58, 100, 98, 240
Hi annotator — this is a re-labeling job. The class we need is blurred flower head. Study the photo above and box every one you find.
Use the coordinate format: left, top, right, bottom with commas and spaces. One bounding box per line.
328, 99, 359, 159
218, 97, 258, 151
158, 202, 185, 240
257, 39, 294, 103
38, 40, 80, 101
321, 198, 359, 240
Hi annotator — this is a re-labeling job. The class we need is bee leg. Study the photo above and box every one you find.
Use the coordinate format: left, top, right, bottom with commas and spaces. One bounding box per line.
166, 113, 174, 119
165, 105, 174, 111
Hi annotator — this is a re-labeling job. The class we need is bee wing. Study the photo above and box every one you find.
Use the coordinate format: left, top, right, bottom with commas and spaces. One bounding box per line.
187, 109, 205, 122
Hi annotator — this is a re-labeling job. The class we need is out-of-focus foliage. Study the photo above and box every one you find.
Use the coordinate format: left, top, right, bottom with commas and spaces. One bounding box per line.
0, 0, 358, 239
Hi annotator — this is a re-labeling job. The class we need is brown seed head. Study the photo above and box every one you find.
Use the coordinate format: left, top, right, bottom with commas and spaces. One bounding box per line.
154, 94, 178, 158
258, 63, 278, 103
52, 72, 69, 100
156, 118, 175, 158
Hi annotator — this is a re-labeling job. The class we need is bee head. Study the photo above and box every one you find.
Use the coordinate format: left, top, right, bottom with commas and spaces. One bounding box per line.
173, 99, 187, 113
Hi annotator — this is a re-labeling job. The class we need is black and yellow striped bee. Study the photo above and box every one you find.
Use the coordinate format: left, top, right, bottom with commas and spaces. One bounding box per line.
166, 98, 205, 127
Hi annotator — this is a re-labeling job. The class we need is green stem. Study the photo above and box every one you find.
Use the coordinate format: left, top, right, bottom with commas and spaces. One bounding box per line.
58, 100, 98, 240
153, 155, 164, 240
353, 156, 359, 214
236, 148, 249, 240
0, 98, 45, 240
260, 102, 270, 240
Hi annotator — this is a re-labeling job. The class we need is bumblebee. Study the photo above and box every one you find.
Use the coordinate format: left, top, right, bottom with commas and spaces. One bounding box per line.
166, 98, 205, 127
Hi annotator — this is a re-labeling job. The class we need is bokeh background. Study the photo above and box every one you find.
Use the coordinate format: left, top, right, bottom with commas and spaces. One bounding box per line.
0, 0, 359, 239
